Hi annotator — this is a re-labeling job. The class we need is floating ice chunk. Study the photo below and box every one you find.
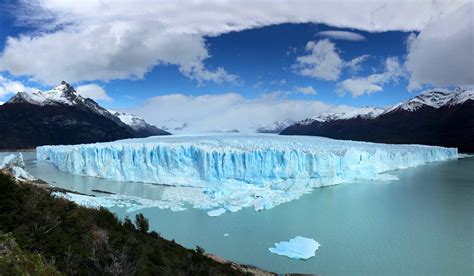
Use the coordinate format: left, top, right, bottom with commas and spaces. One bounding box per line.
207, 208, 226, 217
1, 153, 36, 181
269, 236, 321, 260
225, 205, 242, 212
373, 173, 399, 181
52, 192, 188, 213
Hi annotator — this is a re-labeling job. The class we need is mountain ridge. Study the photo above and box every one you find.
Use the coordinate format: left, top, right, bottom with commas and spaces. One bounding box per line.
281, 88, 474, 152
0, 81, 169, 149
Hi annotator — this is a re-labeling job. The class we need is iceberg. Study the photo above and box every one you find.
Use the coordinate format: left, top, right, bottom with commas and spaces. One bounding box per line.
207, 208, 227, 217
269, 236, 321, 259
1, 153, 37, 181
37, 134, 458, 213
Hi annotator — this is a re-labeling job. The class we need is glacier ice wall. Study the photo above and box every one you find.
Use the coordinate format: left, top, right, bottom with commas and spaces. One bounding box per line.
37, 134, 457, 190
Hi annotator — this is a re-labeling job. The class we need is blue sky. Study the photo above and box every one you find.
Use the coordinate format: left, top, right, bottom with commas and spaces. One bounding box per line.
0, 1, 471, 132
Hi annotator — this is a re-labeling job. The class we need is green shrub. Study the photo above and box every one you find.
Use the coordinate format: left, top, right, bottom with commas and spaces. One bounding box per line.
0, 172, 243, 275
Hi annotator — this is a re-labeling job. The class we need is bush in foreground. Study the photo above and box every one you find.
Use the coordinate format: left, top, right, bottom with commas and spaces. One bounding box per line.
0, 172, 243, 275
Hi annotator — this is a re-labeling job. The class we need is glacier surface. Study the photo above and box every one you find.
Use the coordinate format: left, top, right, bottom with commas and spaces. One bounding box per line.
269, 236, 321, 259
37, 134, 458, 214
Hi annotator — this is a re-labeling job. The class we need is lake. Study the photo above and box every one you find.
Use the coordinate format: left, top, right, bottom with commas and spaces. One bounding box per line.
10, 152, 474, 274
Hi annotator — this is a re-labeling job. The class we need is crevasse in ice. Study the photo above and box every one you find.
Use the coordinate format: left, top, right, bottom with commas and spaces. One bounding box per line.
37, 134, 458, 213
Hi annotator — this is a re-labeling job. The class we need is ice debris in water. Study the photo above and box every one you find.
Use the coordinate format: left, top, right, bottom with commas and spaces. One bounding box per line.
0, 153, 36, 181
37, 134, 458, 215
52, 192, 188, 213
269, 236, 321, 260
207, 208, 226, 217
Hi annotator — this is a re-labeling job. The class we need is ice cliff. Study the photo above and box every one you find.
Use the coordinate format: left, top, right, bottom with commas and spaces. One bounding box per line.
37, 134, 458, 213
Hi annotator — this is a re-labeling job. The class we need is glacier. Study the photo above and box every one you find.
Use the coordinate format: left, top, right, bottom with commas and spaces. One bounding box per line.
37, 134, 458, 214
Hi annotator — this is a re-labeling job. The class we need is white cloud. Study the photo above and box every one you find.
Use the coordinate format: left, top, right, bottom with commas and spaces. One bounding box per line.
126, 92, 352, 133
294, 39, 343, 81
0, 75, 36, 99
318, 30, 366, 41
405, 3, 474, 90
295, 86, 317, 95
0, 21, 238, 85
338, 57, 404, 97
1, 0, 467, 85
344, 55, 370, 73
76, 84, 112, 102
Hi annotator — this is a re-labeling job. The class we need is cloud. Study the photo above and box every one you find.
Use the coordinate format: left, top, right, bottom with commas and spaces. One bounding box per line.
0, 21, 238, 85
0, 75, 36, 99
1, 0, 467, 85
126, 92, 352, 133
338, 57, 404, 97
344, 55, 370, 73
318, 30, 366, 41
293, 39, 343, 81
76, 84, 112, 102
295, 86, 317, 95
405, 3, 474, 90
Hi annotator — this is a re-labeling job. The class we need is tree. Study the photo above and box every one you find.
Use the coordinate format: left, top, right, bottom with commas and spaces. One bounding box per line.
134, 213, 149, 233
123, 217, 135, 231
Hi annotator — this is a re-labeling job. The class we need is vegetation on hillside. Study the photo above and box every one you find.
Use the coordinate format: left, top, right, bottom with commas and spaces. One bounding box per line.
0, 172, 245, 275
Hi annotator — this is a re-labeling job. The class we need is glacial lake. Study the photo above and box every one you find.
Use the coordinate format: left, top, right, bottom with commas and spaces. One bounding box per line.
9, 152, 474, 274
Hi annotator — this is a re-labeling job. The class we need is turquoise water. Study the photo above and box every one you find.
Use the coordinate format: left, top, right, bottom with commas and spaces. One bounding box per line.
14, 152, 474, 274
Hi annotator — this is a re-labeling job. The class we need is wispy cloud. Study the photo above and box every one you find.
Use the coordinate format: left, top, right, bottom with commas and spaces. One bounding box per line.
338, 57, 405, 97
295, 86, 317, 95
318, 30, 366, 41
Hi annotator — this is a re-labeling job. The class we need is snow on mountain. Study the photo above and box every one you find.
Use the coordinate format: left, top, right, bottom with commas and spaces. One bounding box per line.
109, 110, 170, 136
296, 88, 473, 126
0, 101, 3, 105
110, 111, 148, 130
256, 120, 295, 133
6, 81, 116, 120
384, 87, 474, 113
299, 107, 385, 125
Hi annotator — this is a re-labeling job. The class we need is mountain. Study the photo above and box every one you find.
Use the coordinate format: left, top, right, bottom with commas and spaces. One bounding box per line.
281, 88, 474, 152
297, 107, 385, 125
110, 111, 170, 137
0, 81, 169, 149
256, 120, 295, 133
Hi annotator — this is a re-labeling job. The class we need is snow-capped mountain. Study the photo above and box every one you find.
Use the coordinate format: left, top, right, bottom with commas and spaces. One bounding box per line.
384, 87, 474, 113
256, 120, 295, 133
110, 111, 170, 137
281, 88, 474, 152
7, 81, 118, 121
299, 107, 385, 126
0, 81, 169, 149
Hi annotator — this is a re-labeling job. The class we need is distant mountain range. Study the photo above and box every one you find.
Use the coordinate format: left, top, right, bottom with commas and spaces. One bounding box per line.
281, 88, 474, 152
0, 81, 169, 150
256, 120, 295, 134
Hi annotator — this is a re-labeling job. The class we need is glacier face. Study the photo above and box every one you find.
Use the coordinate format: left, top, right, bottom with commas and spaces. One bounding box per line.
37, 134, 458, 213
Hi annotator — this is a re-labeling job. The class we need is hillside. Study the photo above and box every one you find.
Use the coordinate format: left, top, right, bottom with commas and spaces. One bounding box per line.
281, 89, 474, 152
0, 171, 273, 275
0, 82, 169, 150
